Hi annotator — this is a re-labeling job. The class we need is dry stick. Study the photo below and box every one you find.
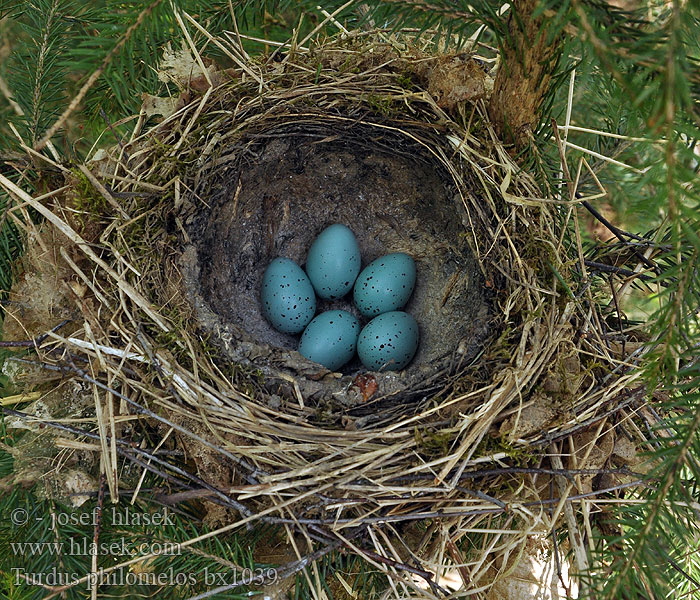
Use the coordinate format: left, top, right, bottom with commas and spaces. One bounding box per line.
551, 120, 660, 278
551, 120, 576, 200
10, 355, 261, 481
0, 173, 169, 331
91, 474, 106, 600
4, 396, 367, 550
183, 531, 361, 600
335, 466, 644, 490
584, 260, 654, 282
357, 547, 450, 597
116, 446, 254, 518
445, 537, 471, 591
261, 480, 649, 526
227, 0, 250, 61
135, 328, 267, 485
552, 118, 591, 350
580, 197, 647, 243
549, 477, 569, 597
531, 385, 648, 447
99, 107, 131, 162
34, 0, 164, 152
130, 423, 174, 503
667, 557, 700, 593
580, 198, 661, 274
455, 486, 507, 509
609, 275, 627, 356
78, 164, 130, 219
0, 404, 254, 517
0, 318, 71, 347
2, 404, 648, 528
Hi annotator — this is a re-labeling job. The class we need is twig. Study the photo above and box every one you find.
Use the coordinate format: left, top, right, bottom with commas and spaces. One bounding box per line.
581, 199, 660, 273
609, 275, 627, 357
99, 107, 130, 162
9, 355, 263, 482
584, 259, 654, 282
531, 385, 648, 446
0, 404, 254, 517
261, 480, 649, 526
549, 476, 572, 597
0, 319, 71, 347
382, 465, 644, 485
34, 0, 164, 151
456, 486, 507, 508
91, 473, 106, 600
184, 530, 364, 600
445, 538, 471, 591
357, 547, 450, 596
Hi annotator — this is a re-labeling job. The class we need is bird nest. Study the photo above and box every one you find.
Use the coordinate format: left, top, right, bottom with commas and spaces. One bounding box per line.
1, 29, 649, 598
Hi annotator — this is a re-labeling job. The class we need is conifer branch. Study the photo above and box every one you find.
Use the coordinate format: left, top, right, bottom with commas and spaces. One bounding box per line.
488, 0, 566, 147
29, 0, 61, 147
34, 0, 164, 151
607, 398, 700, 599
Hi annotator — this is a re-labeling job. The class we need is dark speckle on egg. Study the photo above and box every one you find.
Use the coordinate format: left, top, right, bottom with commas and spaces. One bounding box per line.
353, 253, 416, 317
299, 310, 360, 371
261, 257, 317, 334
305, 224, 361, 300
357, 311, 419, 371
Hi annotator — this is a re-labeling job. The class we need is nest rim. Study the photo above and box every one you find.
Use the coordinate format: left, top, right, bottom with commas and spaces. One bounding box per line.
173, 106, 497, 425
0, 29, 651, 598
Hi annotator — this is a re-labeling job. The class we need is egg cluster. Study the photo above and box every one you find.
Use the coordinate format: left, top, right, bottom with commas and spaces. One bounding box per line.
261, 224, 420, 372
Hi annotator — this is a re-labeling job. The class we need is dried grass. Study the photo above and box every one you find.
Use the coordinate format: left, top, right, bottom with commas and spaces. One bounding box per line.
0, 15, 657, 599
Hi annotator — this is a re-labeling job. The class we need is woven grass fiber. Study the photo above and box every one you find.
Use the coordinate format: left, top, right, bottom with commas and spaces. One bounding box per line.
0, 22, 650, 599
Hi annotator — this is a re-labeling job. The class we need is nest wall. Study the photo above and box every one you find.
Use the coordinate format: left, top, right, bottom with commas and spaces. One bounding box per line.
1, 34, 647, 596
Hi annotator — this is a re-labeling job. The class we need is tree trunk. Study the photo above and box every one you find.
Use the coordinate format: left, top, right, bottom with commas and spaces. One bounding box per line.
488, 0, 563, 147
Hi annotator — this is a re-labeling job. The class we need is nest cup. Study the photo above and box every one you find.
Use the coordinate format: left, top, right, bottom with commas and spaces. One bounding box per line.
2, 32, 644, 597
179, 113, 492, 419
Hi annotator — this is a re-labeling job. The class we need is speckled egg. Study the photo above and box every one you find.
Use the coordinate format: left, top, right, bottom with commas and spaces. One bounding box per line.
298, 310, 360, 371
357, 311, 419, 371
353, 253, 416, 317
261, 258, 316, 334
305, 224, 361, 300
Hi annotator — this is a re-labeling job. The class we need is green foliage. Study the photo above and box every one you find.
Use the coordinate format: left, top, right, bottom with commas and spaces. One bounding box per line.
294, 550, 387, 599
0, 191, 23, 298
0, 0, 699, 598
0, 0, 352, 157
1, 0, 77, 146
0, 471, 266, 599
0, 407, 268, 599
541, 2, 700, 597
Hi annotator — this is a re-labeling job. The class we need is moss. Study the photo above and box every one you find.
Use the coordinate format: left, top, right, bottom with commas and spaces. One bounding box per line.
337, 55, 357, 74
476, 433, 536, 467
488, 324, 517, 359
520, 236, 559, 281
396, 72, 414, 89
414, 426, 452, 457
225, 362, 266, 397
69, 168, 108, 233
71, 169, 106, 212
365, 93, 397, 117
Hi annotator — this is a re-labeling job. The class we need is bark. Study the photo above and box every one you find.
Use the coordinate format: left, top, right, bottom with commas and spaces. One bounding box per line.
488, 0, 564, 148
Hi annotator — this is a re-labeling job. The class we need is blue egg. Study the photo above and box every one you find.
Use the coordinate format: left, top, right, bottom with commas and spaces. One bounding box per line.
298, 310, 360, 371
261, 258, 316, 334
305, 224, 361, 300
357, 311, 419, 371
353, 253, 416, 317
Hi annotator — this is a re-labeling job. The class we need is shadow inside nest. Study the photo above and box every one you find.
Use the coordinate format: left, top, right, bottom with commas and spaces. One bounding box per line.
176, 117, 494, 423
